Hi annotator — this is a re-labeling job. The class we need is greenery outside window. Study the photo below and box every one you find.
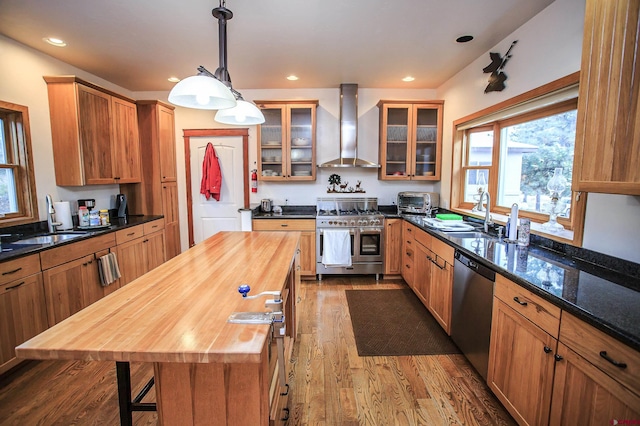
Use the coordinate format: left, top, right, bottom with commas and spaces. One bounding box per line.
0, 101, 38, 226
452, 73, 586, 245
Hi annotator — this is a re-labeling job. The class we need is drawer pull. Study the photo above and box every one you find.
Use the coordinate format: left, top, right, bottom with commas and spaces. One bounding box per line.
6, 281, 25, 291
513, 296, 528, 306
280, 224, 288, 227
543, 346, 552, 354
127, 232, 136, 236
280, 383, 289, 396
2, 267, 22, 276
599, 351, 627, 369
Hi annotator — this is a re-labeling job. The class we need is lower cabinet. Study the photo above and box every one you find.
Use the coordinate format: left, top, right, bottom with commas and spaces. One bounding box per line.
384, 218, 402, 276
252, 219, 316, 279
401, 222, 416, 287
426, 241, 453, 334
0, 272, 48, 374
413, 241, 432, 305
116, 219, 166, 286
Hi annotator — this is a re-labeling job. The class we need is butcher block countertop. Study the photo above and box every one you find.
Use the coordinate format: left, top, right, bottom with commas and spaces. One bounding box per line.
16, 231, 301, 365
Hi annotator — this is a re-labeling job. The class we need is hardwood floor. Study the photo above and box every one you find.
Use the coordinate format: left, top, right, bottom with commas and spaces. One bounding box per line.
0, 276, 514, 425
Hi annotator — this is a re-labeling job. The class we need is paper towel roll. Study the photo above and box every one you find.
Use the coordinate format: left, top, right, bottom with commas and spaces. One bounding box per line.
54, 201, 73, 230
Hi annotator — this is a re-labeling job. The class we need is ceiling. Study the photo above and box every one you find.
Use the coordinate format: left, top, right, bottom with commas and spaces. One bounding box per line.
0, 0, 555, 92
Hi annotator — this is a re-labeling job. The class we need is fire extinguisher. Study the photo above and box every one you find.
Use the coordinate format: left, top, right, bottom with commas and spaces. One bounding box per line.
251, 169, 258, 193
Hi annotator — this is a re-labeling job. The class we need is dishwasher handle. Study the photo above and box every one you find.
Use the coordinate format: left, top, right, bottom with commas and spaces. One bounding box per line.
455, 250, 496, 282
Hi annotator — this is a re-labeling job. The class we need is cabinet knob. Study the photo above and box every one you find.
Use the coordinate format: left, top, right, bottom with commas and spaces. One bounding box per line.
554, 354, 564, 362
543, 346, 552, 354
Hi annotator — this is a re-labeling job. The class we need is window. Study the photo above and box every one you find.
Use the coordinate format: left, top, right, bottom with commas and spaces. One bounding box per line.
0, 101, 38, 226
452, 73, 586, 244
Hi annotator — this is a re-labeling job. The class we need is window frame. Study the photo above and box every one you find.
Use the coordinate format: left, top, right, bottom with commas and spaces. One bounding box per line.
0, 100, 39, 227
451, 73, 587, 245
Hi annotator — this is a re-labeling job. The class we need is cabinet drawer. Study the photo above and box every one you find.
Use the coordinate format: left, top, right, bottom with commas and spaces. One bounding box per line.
252, 219, 315, 232
495, 274, 561, 338
40, 233, 116, 270
143, 219, 165, 234
0, 254, 41, 286
414, 228, 431, 248
403, 222, 415, 238
116, 225, 144, 245
560, 312, 640, 396
431, 238, 454, 265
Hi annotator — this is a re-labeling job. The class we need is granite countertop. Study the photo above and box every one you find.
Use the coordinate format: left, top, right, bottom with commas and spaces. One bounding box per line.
0, 215, 164, 262
251, 205, 316, 219
403, 215, 640, 352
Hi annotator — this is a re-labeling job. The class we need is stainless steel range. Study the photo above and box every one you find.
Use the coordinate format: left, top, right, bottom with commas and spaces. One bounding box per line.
316, 197, 385, 280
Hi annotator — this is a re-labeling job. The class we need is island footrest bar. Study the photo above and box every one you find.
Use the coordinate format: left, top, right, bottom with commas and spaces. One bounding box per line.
116, 362, 157, 426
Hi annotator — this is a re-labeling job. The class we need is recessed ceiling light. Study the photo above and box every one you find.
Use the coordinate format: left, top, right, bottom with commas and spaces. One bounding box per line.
456, 35, 474, 43
286, 75, 299, 81
43, 37, 67, 47
168, 77, 181, 83
402, 76, 415, 82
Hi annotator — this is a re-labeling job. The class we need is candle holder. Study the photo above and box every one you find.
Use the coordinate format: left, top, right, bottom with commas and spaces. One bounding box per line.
472, 172, 487, 212
542, 167, 567, 233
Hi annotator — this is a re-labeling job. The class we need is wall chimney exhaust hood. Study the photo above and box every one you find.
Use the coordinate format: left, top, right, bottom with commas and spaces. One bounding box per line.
318, 84, 380, 168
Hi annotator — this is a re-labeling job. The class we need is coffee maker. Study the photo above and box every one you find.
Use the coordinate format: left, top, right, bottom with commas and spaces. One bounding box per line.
77, 199, 96, 210
116, 194, 128, 218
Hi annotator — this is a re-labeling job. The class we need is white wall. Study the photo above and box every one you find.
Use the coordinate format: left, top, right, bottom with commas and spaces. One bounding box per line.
436, 0, 640, 263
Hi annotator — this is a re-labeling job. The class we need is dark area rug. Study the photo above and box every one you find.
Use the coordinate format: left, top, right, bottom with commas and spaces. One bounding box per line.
345, 288, 460, 356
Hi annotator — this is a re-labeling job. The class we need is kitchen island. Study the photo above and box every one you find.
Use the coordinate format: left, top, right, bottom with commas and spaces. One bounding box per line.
16, 231, 301, 425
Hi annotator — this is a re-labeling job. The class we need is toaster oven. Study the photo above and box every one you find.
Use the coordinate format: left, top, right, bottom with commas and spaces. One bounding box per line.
397, 192, 439, 215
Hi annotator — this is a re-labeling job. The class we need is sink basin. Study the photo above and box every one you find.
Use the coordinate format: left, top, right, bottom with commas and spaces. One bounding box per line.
19, 233, 86, 244
445, 231, 495, 239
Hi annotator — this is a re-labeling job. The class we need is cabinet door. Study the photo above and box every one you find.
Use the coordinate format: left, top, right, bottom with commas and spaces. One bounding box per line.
383, 218, 402, 275
116, 238, 147, 286
111, 97, 141, 183
162, 181, 181, 260
43, 255, 93, 325
379, 103, 412, 180
412, 104, 442, 180
427, 257, 452, 334
258, 104, 286, 179
158, 104, 177, 182
287, 104, 316, 180
549, 342, 640, 426
574, 0, 640, 195
77, 84, 114, 185
413, 242, 433, 306
144, 230, 166, 273
299, 231, 316, 277
0, 273, 48, 371
488, 297, 557, 426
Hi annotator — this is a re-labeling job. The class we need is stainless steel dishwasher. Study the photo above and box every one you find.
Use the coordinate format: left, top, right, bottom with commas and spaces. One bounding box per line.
451, 250, 496, 380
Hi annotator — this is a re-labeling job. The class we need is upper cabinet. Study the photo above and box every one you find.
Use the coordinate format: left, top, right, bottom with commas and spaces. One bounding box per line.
44, 76, 142, 186
255, 100, 318, 181
573, 0, 640, 195
377, 100, 444, 181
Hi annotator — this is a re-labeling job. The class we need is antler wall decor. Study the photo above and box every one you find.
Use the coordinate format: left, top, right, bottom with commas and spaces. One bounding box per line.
483, 40, 518, 93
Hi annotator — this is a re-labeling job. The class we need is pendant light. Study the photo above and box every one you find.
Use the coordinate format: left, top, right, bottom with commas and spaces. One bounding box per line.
168, 0, 264, 125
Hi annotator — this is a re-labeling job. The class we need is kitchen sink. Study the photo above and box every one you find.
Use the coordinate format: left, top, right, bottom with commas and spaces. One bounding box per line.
445, 231, 496, 239
18, 233, 87, 244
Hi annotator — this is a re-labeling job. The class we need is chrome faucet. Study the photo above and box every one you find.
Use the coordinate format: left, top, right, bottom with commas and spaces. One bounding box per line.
480, 191, 493, 233
45, 194, 62, 233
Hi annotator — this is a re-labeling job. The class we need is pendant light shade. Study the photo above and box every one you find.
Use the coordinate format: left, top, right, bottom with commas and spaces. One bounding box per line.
168, 73, 236, 110
215, 99, 265, 125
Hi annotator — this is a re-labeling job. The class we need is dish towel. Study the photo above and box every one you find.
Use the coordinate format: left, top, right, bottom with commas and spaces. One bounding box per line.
97, 252, 121, 287
200, 142, 222, 201
322, 229, 352, 267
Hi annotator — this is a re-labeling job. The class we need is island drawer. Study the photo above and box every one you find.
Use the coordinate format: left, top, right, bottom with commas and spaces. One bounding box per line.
560, 312, 640, 396
253, 219, 315, 231
0, 253, 41, 286
495, 274, 561, 338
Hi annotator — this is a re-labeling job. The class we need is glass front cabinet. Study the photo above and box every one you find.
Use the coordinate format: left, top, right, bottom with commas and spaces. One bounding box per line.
377, 100, 444, 180
256, 100, 318, 181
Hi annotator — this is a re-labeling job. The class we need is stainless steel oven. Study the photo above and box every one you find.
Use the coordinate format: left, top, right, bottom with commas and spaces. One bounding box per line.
316, 197, 384, 279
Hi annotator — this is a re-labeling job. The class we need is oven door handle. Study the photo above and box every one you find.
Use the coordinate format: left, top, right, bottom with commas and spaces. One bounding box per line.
359, 228, 383, 234
318, 229, 356, 236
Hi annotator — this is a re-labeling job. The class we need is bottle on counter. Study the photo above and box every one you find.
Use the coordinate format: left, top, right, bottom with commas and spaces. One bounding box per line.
89, 209, 100, 227
78, 206, 90, 227
99, 209, 110, 226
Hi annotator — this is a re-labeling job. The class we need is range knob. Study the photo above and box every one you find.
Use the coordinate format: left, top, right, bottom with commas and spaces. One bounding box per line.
350, 220, 356, 226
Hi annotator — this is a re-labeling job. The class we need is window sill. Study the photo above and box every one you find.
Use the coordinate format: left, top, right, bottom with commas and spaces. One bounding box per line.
451, 208, 576, 245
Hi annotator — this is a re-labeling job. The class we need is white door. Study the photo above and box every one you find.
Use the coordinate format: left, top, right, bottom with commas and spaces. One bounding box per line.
190, 136, 245, 243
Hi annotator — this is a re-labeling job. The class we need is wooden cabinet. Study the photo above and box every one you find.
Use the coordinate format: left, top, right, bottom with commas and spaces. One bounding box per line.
44, 76, 141, 186
413, 239, 433, 305
252, 219, 316, 279
0, 271, 48, 375
383, 218, 403, 276
377, 100, 444, 180
41, 234, 118, 326
425, 238, 454, 334
255, 100, 318, 181
488, 275, 561, 426
573, 0, 640, 195
401, 222, 416, 287
121, 101, 181, 260
116, 219, 166, 286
